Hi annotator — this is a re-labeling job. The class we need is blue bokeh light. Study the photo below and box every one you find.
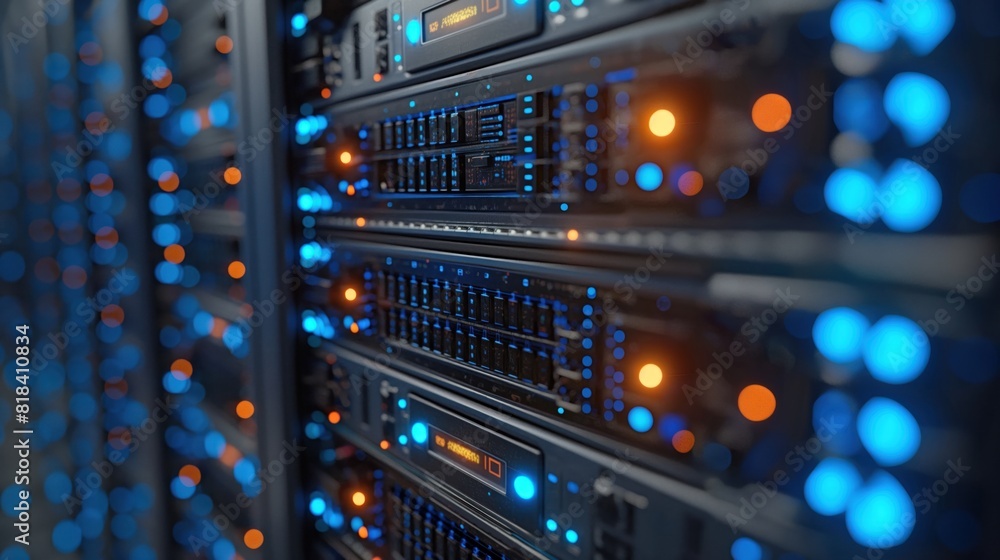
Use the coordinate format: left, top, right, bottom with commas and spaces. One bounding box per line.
813, 307, 870, 363
824, 168, 877, 222
635, 163, 663, 191
627, 406, 654, 433
863, 315, 929, 384
831, 0, 896, 52
857, 397, 920, 466
846, 471, 914, 548
309, 497, 326, 515
884, 73, 950, 146
804, 458, 862, 515
730, 537, 763, 560
879, 159, 941, 232
889, 0, 954, 55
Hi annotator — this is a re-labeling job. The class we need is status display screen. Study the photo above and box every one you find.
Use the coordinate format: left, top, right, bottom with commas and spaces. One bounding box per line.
428, 425, 507, 493
423, 0, 506, 43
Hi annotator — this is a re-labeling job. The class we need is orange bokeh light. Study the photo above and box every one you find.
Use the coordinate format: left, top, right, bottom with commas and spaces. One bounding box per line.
164, 244, 185, 263
224, 167, 242, 185
244, 529, 264, 549
678, 171, 704, 196
101, 305, 125, 327
738, 384, 777, 422
179, 465, 202, 486
648, 109, 677, 137
90, 173, 114, 196
236, 400, 255, 419
150, 6, 169, 25
171, 359, 193, 380
672, 430, 695, 453
638, 363, 663, 388
215, 35, 233, 54
752, 93, 792, 133
95, 227, 119, 249
228, 260, 246, 279
158, 171, 179, 192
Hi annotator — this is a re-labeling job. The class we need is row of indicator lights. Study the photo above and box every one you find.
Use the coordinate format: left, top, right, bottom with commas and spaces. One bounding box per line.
140, 5, 262, 553
629, 95, 789, 194
548, 0, 585, 13
32, 7, 145, 554
818, 16, 945, 551
545, 519, 578, 544
408, 420, 536, 500
813, 308, 929, 384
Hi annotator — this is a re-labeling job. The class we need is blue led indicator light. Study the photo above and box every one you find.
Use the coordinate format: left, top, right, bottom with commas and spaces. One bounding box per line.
513, 475, 536, 499
411, 422, 428, 444
309, 497, 326, 515
730, 537, 763, 560
636, 163, 663, 191
406, 20, 421, 44
627, 406, 654, 433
